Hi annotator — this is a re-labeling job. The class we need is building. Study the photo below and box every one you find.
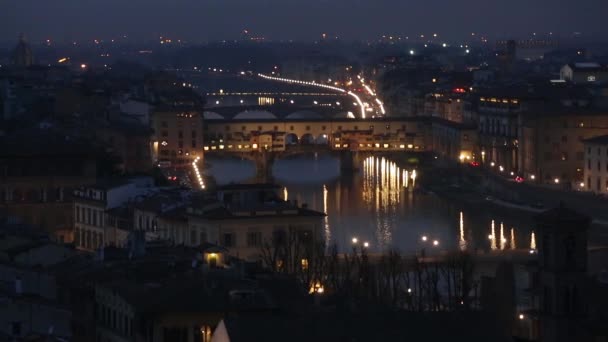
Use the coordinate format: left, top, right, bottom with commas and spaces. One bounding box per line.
212, 311, 514, 342
0, 224, 75, 340
0, 128, 101, 241
11, 35, 34, 67
73, 178, 154, 251
534, 206, 590, 342
475, 89, 531, 173
151, 107, 205, 167
188, 184, 325, 262
560, 63, 608, 84
519, 107, 608, 186
583, 135, 608, 194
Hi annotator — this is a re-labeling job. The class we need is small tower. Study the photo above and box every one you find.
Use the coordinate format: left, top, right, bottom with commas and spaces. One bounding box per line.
536, 205, 590, 342
12, 34, 34, 67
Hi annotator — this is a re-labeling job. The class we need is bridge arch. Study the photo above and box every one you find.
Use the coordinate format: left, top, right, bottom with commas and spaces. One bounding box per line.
300, 133, 315, 145
285, 133, 299, 145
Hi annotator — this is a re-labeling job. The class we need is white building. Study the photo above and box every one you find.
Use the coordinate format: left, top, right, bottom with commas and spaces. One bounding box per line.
560, 63, 608, 84
583, 135, 608, 194
73, 177, 154, 251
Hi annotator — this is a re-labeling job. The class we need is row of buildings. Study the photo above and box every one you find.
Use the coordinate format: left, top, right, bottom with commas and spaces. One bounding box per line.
376, 53, 608, 194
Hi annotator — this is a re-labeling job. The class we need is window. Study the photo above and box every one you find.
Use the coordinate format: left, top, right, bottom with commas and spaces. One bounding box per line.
301, 258, 309, 270
321, 126, 326, 131
576, 151, 584, 161
588, 159, 591, 170
597, 177, 601, 192
242, 126, 246, 131
190, 230, 197, 245
76, 206, 80, 222
223, 233, 235, 247
306, 126, 310, 131
370, 125, 374, 130
354, 125, 358, 130
290, 126, 294, 131
92, 211, 97, 226
161, 130, 168, 137
178, 141, 183, 148
247, 232, 262, 247
192, 130, 197, 138
561, 136, 567, 143
192, 140, 196, 148
161, 121, 168, 128
200, 232, 207, 244
274, 126, 278, 131
178, 130, 183, 138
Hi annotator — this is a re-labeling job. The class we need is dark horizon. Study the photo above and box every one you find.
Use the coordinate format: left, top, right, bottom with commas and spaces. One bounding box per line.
2, 0, 607, 43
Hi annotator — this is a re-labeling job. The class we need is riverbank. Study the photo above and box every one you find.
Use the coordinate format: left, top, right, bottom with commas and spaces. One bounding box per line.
422, 162, 608, 226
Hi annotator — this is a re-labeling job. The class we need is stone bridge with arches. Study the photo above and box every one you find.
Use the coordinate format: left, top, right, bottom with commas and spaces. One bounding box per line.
202, 115, 479, 182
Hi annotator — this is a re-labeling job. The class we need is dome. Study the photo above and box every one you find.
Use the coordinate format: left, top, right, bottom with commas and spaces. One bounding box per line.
203, 111, 225, 120
233, 110, 277, 120
12, 35, 33, 67
285, 110, 323, 120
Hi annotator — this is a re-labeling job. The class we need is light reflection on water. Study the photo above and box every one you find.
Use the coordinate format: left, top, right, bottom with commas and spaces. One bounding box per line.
205, 155, 537, 254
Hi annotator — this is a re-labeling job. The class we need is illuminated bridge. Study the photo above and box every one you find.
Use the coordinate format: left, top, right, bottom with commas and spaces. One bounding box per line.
203, 115, 478, 181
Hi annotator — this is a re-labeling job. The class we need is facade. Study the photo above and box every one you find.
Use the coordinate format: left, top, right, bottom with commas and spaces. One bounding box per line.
73, 178, 154, 251
477, 94, 529, 173
424, 93, 465, 123
583, 135, 608, 194
560, 63, 608, 84
519, 109, 608, 185
151, 107, 205, 167
535, 207, 590, 342
0, 129, 99, 241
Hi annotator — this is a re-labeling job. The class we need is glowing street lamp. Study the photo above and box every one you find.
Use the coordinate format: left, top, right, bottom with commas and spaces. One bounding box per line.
352, 237, 358, 244
363, 242, 370, 248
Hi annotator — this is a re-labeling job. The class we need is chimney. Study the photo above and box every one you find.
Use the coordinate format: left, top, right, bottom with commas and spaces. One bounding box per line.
15, 277, 22, 295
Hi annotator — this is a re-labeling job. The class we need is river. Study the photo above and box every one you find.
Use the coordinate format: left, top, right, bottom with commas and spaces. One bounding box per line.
204, 154, 540, 255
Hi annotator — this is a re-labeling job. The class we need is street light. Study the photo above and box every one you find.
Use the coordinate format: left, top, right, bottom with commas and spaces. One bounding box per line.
433, 240, 439, 246
363, 242, 370, 248
352, 237, 358, 244
421, 235, 428, 242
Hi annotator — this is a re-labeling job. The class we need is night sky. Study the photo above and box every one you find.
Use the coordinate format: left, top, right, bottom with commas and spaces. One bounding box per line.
1, 0, 607, 42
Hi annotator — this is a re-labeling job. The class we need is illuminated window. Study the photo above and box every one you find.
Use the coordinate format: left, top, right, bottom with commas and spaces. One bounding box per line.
588, 75, 596, 82
301, 259, 309, 270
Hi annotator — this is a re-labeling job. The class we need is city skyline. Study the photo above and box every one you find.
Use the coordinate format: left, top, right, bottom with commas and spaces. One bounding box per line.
2, 0, 608, 43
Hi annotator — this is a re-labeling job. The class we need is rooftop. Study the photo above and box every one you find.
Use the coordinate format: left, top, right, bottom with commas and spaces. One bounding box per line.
219, 311, 513, 342
583, 135, 608, 145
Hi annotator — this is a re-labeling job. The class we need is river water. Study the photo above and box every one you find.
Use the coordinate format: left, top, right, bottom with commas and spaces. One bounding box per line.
205, 154, 539, 255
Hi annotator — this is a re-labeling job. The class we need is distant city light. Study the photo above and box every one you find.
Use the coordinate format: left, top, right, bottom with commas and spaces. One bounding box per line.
80, 64, 87, 69
409, 50, 415, 55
